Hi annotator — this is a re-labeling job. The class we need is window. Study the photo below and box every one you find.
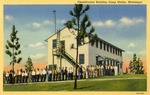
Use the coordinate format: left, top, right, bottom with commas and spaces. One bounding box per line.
91, 42, 94, 46
100, 41, 102, 49
113, 61, 115, 66
116, 49, 117, 55
110, 46, 112, 53
96, 39, 98, 48
61, 41, 65, 46
53, 39, 57, 48
113, 48, 115, 54
79, 54, 84, 64
107, 60, 109, 65
96, 56, 98, 65
120, 51, 122, 57
118, 50, 120, 56
107, 45, 109, 52
47, 65, 57, 70
104, 43, 106, 51
120, 64, 122, 68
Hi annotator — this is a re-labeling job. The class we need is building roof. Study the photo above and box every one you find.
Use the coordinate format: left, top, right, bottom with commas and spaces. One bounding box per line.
45, 27, 125, 52
45, 27, 66, 42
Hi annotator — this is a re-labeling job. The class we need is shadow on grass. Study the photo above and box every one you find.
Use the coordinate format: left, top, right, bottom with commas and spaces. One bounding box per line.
77, 86, 93, 89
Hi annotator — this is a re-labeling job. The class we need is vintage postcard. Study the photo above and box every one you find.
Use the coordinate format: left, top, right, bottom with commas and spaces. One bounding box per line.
0, 0, 149, 95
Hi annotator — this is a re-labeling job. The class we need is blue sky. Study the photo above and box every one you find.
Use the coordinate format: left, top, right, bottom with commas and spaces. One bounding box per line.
4, 5, 146, 67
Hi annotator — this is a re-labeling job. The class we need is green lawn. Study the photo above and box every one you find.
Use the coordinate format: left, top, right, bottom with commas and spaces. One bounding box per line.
4, 79, 147, 91
86, 74, 147, 80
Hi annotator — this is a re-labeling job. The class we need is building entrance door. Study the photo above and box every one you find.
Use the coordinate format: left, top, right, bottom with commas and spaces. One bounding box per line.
98, 61, 103, 65
60, 41, 65, 53
117, 64, 119, 74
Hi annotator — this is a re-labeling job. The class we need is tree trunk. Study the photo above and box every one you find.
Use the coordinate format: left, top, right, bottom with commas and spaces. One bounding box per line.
12, 63, 14, 84
74, 16, 80, 89
74, 41, 78, 89
12, 40, 14, 85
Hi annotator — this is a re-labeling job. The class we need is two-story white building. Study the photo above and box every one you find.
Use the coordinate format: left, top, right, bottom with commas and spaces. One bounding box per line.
45, 27, 124, 75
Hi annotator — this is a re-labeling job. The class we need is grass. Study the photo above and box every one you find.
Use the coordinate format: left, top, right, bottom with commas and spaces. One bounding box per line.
4, 79, 147, 91
85, 74, 147, 80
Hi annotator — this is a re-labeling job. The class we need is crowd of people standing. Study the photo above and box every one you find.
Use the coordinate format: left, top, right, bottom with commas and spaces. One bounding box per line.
3, 64, 118, 84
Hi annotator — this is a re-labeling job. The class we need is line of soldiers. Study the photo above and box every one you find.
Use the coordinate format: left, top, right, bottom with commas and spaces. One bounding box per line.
3, 67, 74, 84
3, 64, 118, 84
84, 64, 118, 79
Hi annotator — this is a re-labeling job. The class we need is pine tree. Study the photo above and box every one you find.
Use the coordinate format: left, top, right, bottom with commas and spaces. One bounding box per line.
64, 4, 97, 89
25, 57, 34, 72
5, 25, 22, 84
129, 54, 144, 74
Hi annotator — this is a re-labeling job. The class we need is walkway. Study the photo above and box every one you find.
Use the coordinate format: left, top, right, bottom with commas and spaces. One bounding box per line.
4, 77, 146, 85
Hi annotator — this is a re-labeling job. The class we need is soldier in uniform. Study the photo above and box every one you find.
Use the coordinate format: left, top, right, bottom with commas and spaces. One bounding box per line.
22, 71, 25, 83
70, 67, 73, 80
77, 67, 80, 79
16, 70, 19, 83
65, 67, 68, 80
58, 67, 61, 81
6, 71, 9, 84
55, 68, 58, 81
32, 69, 36, 82
68, 68, 71, 80
14, 71, 16, 83
36, 68, 40, 82
101, 64, 104, 77
9, 71, 12, 84
48, 69, 52, 81
80, 66, 83, 79
43, 68, 46, 82
109, 65, 112, 76
61, 67, 64, 80
3, 71, 6, 84
19, 70, 22, 83
52, 68, 55, 81
24, 70, 28, 83
92, 65, 95, 78
40, 69, 43, 82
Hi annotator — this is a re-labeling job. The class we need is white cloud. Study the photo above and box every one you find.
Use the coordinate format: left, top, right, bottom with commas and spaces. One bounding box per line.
57, 19, 66, 23
105, 20, 116, 27
119, 17, 144, 26
43, 20, 52, 25
138, 50, 146, 56
5, 15, 14, 21
126, 51, 133, 55
128, 42, 135, 48
32, 22, 41, 28
93, 20, 115, 27
93, 21, 104, 27
28, 42, 45, 48
26, 22, 41, 29
30, 53, 46, 60
93, 17, 144, 28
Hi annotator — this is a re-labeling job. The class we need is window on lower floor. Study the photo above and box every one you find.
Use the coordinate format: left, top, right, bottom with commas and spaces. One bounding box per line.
96, 56, 98, 65
107, 60, 109, 65
53, 39, 57, 48
120, 64, 122, 68
79, 54, 84, 64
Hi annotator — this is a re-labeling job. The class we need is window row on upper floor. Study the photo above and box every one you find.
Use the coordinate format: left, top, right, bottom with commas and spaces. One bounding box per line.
91, 39, 122, 57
